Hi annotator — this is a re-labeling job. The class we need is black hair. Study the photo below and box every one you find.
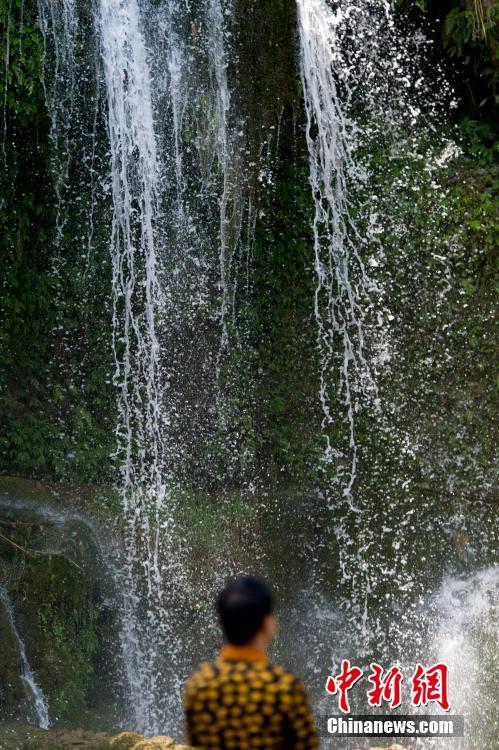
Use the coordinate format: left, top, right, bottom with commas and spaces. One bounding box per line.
216, 576, 274, 646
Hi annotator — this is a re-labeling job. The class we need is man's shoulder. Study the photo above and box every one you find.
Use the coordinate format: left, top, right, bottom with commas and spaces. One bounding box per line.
185, 659, 306, 693
240, 661, 307, 695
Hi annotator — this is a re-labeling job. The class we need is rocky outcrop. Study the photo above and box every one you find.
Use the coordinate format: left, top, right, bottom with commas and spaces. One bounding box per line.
0, 724, 111, 750
0, 481, 122, 726
132, 737, 175, 750
109, 732, 144, 750
0, 726, 191, 750
0, 725, 405, 750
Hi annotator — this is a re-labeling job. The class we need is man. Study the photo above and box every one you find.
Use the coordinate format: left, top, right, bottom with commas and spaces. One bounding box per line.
184, 576, 319, 750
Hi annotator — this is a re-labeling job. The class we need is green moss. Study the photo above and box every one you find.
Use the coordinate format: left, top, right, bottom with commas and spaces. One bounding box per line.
0, 497, 119, 726
251, 111, 322, 483
0, 0, 496, 499
364, 136, 498, 496
10, 555, 98, 721
0, 0, 116, 484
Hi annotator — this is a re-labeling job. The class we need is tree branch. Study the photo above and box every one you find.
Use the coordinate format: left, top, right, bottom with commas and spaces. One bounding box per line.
0, 531, 80, 569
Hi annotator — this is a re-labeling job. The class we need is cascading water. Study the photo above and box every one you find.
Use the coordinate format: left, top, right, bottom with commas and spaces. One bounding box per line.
297, 0, 380, 505
96, 0, 261, 733
296, 0, 432, 496
294, 0, 476, 672
295, 0, 396, 658
0, 588, 50, 729
3, 0, 492, 741
206, 0, 232, 363
97, 0, 175, 734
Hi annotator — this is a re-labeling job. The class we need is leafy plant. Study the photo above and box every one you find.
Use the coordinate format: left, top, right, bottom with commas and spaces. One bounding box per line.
443, 1, 499, 104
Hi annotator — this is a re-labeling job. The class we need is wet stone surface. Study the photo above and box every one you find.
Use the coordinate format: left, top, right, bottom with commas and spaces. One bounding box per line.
0, 725, 191, 750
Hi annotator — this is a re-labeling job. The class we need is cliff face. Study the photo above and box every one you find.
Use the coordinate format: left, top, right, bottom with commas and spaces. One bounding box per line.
0, 0, 496, 495
0, 0, 497, 742
0, 478, 122, 727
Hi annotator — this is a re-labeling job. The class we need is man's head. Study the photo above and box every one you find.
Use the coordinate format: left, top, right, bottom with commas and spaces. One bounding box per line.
216, 576, 276, 647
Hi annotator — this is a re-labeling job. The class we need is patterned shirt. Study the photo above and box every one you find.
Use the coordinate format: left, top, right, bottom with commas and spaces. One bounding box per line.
184, 645, 319, 750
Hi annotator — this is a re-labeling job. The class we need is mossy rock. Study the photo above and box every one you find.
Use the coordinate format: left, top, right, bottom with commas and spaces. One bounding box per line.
0, 605, 32, 722
37, 729, 110, 749
0, 724, 111, 750
132, 737, 175, 750
109, 732, 144, 750
0, 476, 53, 505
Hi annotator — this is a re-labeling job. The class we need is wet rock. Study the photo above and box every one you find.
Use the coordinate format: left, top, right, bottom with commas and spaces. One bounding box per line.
40, 729, 110, 749
0, 724, 194, 750
109, 732, 144, 750
0, 723, 110, 749
0, 485, 122, 725
132, 737, 175, 750
0, 605, 32, 722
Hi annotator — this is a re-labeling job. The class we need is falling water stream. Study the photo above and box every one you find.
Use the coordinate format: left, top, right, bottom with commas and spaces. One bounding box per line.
97, 0, 259, 733
0, 588, 50, 729
297, 0, 380, 505
97, 0, 170, 732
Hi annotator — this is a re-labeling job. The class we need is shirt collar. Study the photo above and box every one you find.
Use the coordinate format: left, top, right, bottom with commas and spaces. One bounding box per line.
219, 644, 268, 662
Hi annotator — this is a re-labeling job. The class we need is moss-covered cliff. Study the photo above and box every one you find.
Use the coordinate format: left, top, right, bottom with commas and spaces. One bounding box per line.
0, 0, 496, 491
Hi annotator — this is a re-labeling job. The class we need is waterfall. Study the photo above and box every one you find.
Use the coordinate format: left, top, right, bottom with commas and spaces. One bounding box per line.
97, 0, 172, 734
98, 0, 162, 502
297, 0, 381, 504
94, 0, 255, 731
295, 0, 382, 650
36, 0, 79, 238
2, 0, 495, 740
0, 588, 50, 730
94, 0, 257, 732
206, 0, 232, 364
295, 0, 438, 655
27, 0, 463, 733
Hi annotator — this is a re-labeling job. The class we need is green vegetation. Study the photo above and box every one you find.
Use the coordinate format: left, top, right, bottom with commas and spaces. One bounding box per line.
252, 121, 322, 482
21, 556, 100, 720
399, 1, 498, 125
442, 0, 498, 98
0, 0, 496, 490
0, 506, 117, 725
0, 0, 116, 483
374, 143, 498, 495
0, 0, 56, 473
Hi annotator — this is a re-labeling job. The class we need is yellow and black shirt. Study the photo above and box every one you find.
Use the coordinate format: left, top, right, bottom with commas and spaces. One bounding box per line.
184, 645, 319, 750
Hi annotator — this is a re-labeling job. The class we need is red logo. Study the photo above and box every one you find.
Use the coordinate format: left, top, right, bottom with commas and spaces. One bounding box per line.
326, 659, 364, 714
411, 663, 450, 712
367, 663, 403, 709
325, 661, 451, 713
